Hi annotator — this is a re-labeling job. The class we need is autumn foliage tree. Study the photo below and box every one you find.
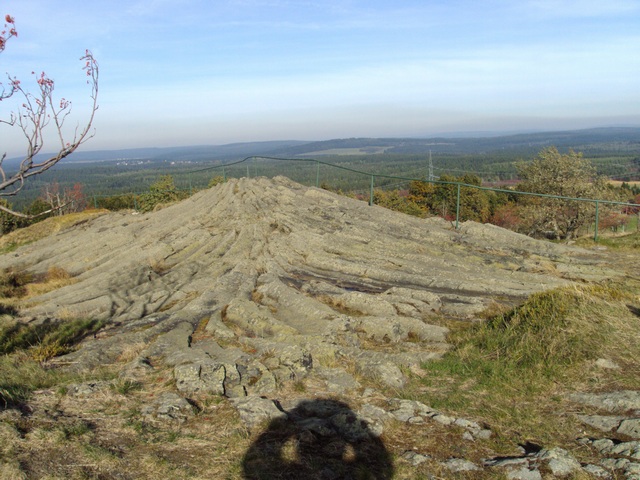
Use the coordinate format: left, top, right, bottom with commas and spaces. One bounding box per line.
407, 174, 494, 222
516, 147, 613, 240
41, 182, 87, 216
0, 14, 98, 218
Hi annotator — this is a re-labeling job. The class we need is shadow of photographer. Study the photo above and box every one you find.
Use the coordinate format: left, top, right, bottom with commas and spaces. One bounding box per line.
242, 398, 394, 480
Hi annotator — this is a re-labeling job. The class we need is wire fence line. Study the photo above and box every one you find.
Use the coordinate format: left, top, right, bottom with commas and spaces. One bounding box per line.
92, 155, 640, 242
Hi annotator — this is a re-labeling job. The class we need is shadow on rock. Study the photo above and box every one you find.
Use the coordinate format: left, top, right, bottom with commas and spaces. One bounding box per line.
242, 398, 394, 480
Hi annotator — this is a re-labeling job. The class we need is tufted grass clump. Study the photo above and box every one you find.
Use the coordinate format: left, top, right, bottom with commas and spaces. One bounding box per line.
0, 317, 108, 407
0, 268, 33, 299
425, 283, 635, 387
418, 282, 640, 440
0, 317, 105, 359
0, 354, 66, 408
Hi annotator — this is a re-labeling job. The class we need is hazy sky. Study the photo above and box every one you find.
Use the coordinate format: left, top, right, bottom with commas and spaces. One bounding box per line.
1, 0, 639, 156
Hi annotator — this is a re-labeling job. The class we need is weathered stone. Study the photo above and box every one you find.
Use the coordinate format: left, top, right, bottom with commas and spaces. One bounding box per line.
462, 431, 474, 441
174, 362, 227, 395
0, 176, 624, 467
454, 418, 481, 430
600, 457, 630, 470
582, 464, 611, 478
577, 414, 625, 433
402, 451, 430, 466
334, 291, 397, 317
119, 357, 154, 380
329, 410, 373, 442
432, 414, 455, 426
277, 344, 313, 374
66, 381, 111, 396
485, 458, 529, 468
360, 360, 406, 389
570, 391, 640, 413
389, 400, 421, 423
444, 458, 481, 472
142, 392, 195, 423
474, 428, 493, 440
537, 447, 581, 476
230, 396, 286, 430
505, 467, 543, 480
625, 462, 640, 478
592, 438, 616, 453
241, 361, 277, 395
316, 367, 360, 394
610, 441, 640, 459
618, 419, 640, 439
486, 456, 543, 479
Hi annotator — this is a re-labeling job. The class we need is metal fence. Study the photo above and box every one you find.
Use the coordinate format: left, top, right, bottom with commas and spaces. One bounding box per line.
93, 155, 640, 242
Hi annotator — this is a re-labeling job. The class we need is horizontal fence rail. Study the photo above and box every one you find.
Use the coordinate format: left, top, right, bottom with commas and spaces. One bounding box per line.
92, 155, 640, 242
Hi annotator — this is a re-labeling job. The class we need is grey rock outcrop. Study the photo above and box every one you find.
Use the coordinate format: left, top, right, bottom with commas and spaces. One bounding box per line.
0, 177, 618, 416
573, 390, 640, 442
141, 392, 195, 423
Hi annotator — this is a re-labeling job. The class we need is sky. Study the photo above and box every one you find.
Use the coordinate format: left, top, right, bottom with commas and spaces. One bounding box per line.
1, 0, 640, 156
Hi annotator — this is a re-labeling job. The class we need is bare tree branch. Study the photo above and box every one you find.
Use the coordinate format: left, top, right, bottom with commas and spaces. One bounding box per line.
0, 198, 67, 219
1, 14, 98, 219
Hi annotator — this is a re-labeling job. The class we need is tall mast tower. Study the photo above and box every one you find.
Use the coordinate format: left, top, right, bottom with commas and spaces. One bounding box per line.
428, 150, 435, 181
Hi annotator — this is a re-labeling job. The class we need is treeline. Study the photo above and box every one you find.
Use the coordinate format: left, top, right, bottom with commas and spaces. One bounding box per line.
2, 147, 640, 241
7, 147, 640, 211
368, 148, 639, 240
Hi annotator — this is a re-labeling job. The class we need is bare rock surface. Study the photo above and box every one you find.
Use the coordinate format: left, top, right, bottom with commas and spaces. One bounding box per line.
0, 176, 634, 478
0, 177, 615, 396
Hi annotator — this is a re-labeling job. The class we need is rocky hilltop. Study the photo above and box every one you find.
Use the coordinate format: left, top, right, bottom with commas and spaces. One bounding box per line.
1, 176, 637, 479
3, 176, 609, 391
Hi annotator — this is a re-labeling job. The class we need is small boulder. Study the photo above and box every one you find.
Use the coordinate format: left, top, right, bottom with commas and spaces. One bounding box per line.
230, 396, 286, 430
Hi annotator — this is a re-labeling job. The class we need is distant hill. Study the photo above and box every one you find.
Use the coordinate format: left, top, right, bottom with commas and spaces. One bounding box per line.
4, 140, 310, 168
5, 127, 640, 168
269, 127, 640, 157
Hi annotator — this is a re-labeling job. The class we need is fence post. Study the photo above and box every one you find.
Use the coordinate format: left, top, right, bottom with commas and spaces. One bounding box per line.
594, 200, 600, 242
369, 175, 374, 206
316, 161, 320, 188
246, 164, 250, 178
222, 166, 226, 182
93, 195, 98, 209
188, 173, 193, 195
455, 183, 461, 229
134, 196, 138, 211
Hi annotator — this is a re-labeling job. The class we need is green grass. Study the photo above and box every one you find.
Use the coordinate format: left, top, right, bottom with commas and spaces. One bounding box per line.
111, 379, 142, 395
591, 231, 640, 249
0, 316, 109, 407
0, 317, 105, 359
417, 282, 640, 443
0, 354, 68, 407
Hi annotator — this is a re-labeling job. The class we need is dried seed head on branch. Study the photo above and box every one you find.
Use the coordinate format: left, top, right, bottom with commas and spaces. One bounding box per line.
0, 15, 99, 219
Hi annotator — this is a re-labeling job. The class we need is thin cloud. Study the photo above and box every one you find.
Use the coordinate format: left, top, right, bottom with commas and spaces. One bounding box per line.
525, 0, 639, 17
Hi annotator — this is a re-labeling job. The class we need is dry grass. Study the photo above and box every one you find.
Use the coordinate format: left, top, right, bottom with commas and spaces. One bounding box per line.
0, 266, 78, 316
115, 342, 148, 363
0, 210, 108, 253
26, 266, 78, 298
415, 280, 640, 449
148, 257, 171, 276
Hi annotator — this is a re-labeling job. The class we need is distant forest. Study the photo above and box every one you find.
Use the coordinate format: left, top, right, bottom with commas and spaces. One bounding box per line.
5, 127, 640, 210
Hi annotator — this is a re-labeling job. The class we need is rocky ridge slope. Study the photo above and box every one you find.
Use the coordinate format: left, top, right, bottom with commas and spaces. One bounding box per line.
3, 176, 610, 392
1, 176, 634, 479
